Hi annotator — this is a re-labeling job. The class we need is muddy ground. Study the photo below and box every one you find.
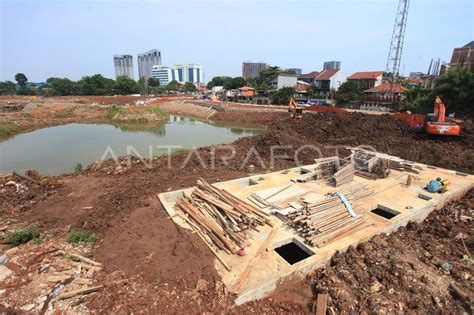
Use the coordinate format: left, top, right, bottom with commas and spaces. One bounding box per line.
0, 100, 473, 313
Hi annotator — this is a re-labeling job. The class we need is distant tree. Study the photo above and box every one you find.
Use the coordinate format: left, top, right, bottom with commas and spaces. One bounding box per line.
272, 87, 295, 105
77, 74, 114, 95
334, 81, 364, 103
148, 77, 160, 87
150, 86, 167, 95
46, 77, 77, 96
434, 67, 474, 114
183, 82, 196, 92
114, 76, 140, 95
208, 76, 226, 88
167, 80, 180, 91
16, 88, 36, 95
258, 66, 281, 84
14, 73, 28, 86
231, 77, 246, 88
0, 81, 16, 95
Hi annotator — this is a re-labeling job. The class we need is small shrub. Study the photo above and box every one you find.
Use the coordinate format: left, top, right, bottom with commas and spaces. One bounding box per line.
6, 226, 40, 246
107, 104, 123, 119
66, 229, 98, 245
148, 107, 166, 116
74, 163, 83, 173
0, 122, 20, 137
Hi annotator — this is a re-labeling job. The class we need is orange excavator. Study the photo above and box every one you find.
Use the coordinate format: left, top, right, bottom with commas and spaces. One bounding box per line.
425, 97, 461, 136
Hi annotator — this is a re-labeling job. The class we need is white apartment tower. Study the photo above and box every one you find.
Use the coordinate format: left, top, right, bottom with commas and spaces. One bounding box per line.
138, 49, 162, 80
113, 55, 134, 79
175, 64, 202, 84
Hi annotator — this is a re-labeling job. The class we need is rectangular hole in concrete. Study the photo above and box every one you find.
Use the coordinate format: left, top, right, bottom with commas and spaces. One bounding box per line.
234, 178, 260, 187
300, 167, 313, 175
418, 194, 432, 201
274, 240, 313, 265
249, 178, 259, 186
455, 172, 468, 177
370, 205, 400, 220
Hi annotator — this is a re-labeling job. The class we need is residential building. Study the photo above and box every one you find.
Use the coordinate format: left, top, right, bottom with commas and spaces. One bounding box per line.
450, 41, 474, 72
295, 80, 311, 92
113, 55, 134, 79
314, 69, 346, 94
267, 74, 298, 90
409, 72, 425, 79
323, 61, 341, 71
347, 71, 384, 89
151, 65, 177, 86
284, 68, 302, 75
175, 64, 203, 84
364, 83, 408, 99
138, 49, 162, 80
242, 61, 268, 79
297, 71, 320, 85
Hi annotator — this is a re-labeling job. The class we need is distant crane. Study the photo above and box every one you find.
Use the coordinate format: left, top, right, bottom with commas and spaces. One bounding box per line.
385, 0, 410, 89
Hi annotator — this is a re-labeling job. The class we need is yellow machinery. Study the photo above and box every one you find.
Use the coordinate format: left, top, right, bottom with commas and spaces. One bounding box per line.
288, 98, 303, 119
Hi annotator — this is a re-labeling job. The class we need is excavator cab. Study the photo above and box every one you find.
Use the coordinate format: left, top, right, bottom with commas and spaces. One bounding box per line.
288, 98, 303, 119
425, 97, 461, 136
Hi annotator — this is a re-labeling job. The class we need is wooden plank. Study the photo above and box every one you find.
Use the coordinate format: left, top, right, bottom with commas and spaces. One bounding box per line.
232, 227, 279, 294
315, 293, 328, 315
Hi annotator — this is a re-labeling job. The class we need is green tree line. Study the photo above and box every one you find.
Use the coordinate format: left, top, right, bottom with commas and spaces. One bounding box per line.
0, 73, 151, 96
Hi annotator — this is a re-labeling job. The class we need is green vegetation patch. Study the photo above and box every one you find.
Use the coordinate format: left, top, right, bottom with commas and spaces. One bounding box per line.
66, 229, 98, 245
0, 121, 20, 137
6, 226, 40, 246
106, 104, 123, 119
74, 163, 83, 173
147, 106, 166, 117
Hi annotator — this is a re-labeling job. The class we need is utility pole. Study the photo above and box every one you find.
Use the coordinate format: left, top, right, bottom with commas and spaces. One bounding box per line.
385, 0, 410, 102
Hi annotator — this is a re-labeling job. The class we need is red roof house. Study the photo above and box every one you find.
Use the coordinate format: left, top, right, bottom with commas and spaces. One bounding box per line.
314, 70, 346, 94
347, 71, 384, 89
364, 83, 408, 97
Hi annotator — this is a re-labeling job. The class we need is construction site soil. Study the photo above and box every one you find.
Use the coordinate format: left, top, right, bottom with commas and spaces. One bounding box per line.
1, 107, 473, 313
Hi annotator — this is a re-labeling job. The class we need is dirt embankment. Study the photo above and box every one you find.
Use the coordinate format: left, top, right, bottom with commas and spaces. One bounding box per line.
267, 190, 474, 314
0, 107, 473, 313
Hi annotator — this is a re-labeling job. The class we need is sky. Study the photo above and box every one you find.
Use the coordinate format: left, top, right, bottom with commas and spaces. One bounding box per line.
0, 0, 473, 83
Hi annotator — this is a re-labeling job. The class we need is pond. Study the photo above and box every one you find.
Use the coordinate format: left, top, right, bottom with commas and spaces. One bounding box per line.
0, 115, 260, 175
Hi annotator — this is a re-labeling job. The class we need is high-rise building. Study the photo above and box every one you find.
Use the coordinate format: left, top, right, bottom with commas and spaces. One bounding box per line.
450, 41, 474, 73
323, 61, 341, 71
242, 61, 268, 79
175, 64, 203, 84
113, 55, 134, 79
138, 49, 162, 80
151, 65, 177, 86
284, 68, 303, 75
151, 64, 203, 85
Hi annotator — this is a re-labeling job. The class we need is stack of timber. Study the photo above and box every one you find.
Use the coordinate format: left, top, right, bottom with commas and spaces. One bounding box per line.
292, 156, 355, 187
351, 148, 422, 175
331, 161, 355, 186
174, 178, 273, 255
288, 183, 374, 247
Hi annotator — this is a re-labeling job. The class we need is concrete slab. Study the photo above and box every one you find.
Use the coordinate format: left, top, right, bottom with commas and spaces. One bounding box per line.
158, 159, 473, 305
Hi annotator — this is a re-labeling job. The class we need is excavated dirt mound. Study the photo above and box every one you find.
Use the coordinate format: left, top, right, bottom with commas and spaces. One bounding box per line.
298, 189, 474, 313
274, 112, 474, 173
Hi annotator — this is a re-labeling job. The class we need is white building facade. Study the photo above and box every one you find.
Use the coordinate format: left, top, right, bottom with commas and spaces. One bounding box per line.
175, 64, 202, 84
113, 55, 134, 79
267, 74, 298, 90
151, 64, 203, 85
151, 66, 177, 86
